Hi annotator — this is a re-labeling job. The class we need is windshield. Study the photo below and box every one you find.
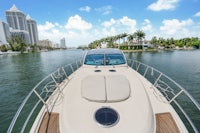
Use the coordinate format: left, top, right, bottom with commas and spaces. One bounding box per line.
84, 53, 126, 66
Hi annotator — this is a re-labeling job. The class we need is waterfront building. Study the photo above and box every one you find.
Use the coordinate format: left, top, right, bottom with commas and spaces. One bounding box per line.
10, 29, 30, 44
26, 15, 39, 45
0, 20, 11, 46
60, 38, 66, 48
39, 39, 53, 47
6, 5, 28, 31
5, 5, 41, 44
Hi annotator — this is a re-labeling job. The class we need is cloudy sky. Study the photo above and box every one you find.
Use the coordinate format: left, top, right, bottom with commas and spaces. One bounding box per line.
0, 0, 200, 47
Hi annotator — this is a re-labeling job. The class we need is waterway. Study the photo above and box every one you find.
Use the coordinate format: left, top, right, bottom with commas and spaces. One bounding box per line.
0, 49, 199, 132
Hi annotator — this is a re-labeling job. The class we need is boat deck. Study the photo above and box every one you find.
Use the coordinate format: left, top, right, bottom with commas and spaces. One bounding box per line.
38, 112, 181, 133
156, 112, 180, 133
38, 112, 59, 133
33, 65, 188, 133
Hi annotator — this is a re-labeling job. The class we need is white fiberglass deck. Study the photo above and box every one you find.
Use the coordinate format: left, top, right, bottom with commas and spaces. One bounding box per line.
46, 65, 187, 133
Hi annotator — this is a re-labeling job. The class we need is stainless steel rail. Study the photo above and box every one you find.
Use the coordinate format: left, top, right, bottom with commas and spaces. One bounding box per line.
7, 59, 83, 133
127, 59, 200, 133
7, 58, 199, 132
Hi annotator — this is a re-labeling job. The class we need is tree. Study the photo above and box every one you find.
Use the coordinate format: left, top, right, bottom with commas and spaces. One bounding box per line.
158, 37, 165, 46
150, 36, 158, 48
7, 35, 27, 53
135, 30, 145, 44
127, 33, 137, 45
0, 45, 8, 52
121, 33, 128, 46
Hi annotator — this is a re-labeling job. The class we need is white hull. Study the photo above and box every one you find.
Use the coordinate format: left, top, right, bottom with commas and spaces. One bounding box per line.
8, 49, 199, 133
31, 65, 187, 133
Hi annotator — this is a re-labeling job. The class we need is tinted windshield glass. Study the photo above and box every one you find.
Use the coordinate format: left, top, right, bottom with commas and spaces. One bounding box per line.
84, 54, 104, 65
106, 54, 126, 65
84, 53, 125, 66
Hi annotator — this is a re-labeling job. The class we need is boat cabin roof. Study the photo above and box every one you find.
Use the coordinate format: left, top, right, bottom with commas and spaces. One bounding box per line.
86, 48, 123, 55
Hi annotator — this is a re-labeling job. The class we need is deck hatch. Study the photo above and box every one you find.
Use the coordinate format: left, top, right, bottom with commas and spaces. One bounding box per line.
95, 107, 119, 127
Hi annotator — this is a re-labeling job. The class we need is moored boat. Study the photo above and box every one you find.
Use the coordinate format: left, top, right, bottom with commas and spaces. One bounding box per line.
7, 48, 200, 133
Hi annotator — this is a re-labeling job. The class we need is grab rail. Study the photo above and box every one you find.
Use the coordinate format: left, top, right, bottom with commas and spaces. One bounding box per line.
7, 59, 83, 133
127, 59, 200, 133
7, 58, 199, 132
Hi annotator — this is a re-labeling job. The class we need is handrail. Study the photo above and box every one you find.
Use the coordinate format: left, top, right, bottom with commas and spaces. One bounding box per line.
7, 59, 83, 133
128, 59, 200, 110
127, 59, 200, 132
7, 58, 199, 132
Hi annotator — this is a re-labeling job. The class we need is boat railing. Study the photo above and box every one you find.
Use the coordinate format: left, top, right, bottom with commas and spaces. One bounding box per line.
7, 59, 83, 133
127, 59, 200, 133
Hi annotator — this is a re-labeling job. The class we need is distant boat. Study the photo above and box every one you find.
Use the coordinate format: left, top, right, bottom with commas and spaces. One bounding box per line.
7, 48, 200, 133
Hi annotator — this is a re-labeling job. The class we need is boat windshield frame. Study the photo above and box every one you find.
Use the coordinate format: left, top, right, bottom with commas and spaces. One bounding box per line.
83, 49, 126, 66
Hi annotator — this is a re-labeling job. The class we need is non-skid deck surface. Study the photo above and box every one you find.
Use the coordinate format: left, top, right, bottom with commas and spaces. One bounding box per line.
38, 112, 59, 133
156, 112, 180, 133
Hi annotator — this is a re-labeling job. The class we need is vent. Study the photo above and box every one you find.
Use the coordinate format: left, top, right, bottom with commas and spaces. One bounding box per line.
94, 70, 101, 72
109, 69, 116, 72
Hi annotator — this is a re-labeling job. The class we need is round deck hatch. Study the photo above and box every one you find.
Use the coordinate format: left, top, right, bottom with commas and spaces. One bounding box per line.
95, 107, 119, 127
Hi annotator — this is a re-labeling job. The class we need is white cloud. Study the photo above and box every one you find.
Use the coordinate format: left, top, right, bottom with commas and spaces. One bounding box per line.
102, 18, 116, 27
120, 16, 137, 28
142, 19, 153, 32
102, 16, 136, 29
194, 12, 200, 17
160, 19, 194, 35
38, 22, 64, 43
38, 21, 55, 31
100, 17, 137, 37
65, 15, 92, 31
147, 0, 179, 11
95, 5, 112, 15
79, 6, 91, 12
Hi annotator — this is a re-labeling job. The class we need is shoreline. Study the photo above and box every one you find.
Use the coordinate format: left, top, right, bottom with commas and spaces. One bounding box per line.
122, 47, 197, 52
0, 51, 20, 55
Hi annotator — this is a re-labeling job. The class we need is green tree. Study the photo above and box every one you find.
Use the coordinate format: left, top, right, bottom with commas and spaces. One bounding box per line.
7, 35, 27, 53
135, 30, 145, 44
0, 44, 8, 52
158, 37, 165, 46
150, 36, 158, 48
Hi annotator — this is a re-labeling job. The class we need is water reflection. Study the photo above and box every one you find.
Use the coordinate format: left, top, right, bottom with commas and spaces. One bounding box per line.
125, 50, 200, 104
0, 50, 84, 132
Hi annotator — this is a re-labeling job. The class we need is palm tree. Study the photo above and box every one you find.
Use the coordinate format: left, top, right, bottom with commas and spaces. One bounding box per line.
150, 36, 158, 48
135, 30, 145, 45
121, 33, 128, 46
128, 33, 137, 45
7, 35, 27, 53
127, 34, 133, 42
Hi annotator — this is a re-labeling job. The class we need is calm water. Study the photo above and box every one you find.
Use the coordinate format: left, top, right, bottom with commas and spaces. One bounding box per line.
125, 50, 200, 103
0, 50, 85, 132
0, 49, 199, 132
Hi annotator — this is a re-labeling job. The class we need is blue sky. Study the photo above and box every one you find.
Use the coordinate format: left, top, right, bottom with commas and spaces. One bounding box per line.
0, 0, 200, 47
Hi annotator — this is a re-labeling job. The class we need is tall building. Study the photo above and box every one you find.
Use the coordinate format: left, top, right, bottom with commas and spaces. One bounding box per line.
10, 30, 30, 44
0, 20, 11, 46
60, 38, 66, 48
6, 5, 28, 31
5, 5, 41, 44
26, 15, 39, 45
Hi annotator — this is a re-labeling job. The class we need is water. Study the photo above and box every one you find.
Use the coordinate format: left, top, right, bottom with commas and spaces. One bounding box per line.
125, 50, 200, 103
0, 49, 199, 132
0, 49, 85, 132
